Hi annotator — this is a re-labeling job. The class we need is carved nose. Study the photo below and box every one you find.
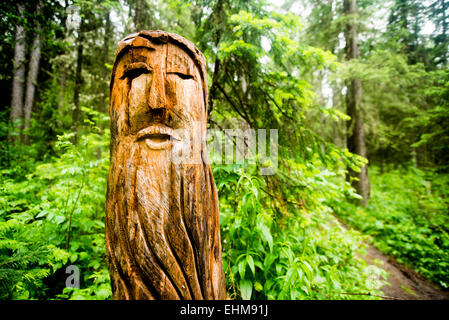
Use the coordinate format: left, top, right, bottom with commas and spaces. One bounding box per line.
147, 68, 167, 110
149, 107, 167, 124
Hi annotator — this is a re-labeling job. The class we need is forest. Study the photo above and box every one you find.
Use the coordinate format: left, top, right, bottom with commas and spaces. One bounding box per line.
0, 0, 448, 300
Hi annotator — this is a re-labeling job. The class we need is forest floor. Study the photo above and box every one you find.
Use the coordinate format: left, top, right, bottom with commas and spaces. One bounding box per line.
364, 244, 449, 300
335, 216, 449, 300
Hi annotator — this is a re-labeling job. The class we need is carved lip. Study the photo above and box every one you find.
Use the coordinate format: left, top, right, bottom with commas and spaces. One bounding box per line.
137, 125, 180, 150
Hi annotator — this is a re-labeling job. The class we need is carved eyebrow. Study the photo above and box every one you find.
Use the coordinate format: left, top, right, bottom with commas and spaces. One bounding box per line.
119, 38, 156, 55
167, 71, 195, 80
121, 62, 152, 79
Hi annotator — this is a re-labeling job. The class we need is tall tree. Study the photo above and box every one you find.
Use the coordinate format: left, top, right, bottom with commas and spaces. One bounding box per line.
429, 0, 449, 66
198, 0, 224, 119
344, 0, 370, 206
9, 3, 26, 138
99, 9, 112, 116
304, 0, 345, 147
23, 2, 43, 144
72, 8, 86, 143
388, 0, 428, 66
306, 0, 341, 53
133, 0, 152, 31
57, 0, 70, 116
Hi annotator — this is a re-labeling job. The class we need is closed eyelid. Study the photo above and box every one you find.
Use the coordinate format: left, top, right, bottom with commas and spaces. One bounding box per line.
167, 71, 195, 80
121, 62, 152, 79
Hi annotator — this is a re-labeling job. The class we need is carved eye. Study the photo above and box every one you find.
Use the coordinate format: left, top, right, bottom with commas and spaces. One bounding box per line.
122, 62, 152, 80
167, 72, 194, 80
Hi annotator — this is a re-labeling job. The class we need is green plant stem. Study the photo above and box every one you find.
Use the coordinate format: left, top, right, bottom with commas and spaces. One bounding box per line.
341, 292, 400, 300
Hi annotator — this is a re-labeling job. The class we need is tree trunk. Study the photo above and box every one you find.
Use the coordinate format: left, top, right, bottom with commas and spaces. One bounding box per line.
134, 0, 148, 31
58, 63, 67, 117
135, 0, 142, 31
205, 0, 224, 121
99, 10, 111, 115
97, 8, 111, 158
344, 0, 370, 206
9, 3, 27, 140
72, 14, 85, 143
331, 85, 343, 147
23, 4, 43, 145
441, 0, 448, 64
57, 0, 70, 118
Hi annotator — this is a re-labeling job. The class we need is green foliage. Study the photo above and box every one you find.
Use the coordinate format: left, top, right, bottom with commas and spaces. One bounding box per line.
57, 268, 112, 300
196, 3, 389, 299
216, 162, 386, 300
0, 112, 111, 299
1, 0, 448, 301
331, 167, 449, 289
344, 49, 431, 165
412, 68, 449, 170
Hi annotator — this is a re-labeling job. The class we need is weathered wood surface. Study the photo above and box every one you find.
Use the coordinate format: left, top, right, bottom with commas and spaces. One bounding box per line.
105, 30, 226, 300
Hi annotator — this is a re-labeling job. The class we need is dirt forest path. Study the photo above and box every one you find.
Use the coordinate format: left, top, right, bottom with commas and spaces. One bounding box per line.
364, 244, 449, 300
335, 217, 449, 300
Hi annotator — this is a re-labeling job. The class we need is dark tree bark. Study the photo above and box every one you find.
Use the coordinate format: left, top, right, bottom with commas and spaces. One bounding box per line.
9, 3, 26, 139
344, 0, 370, 206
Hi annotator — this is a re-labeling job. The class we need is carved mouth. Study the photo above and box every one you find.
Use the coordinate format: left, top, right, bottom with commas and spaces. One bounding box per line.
137, 125, 180, 150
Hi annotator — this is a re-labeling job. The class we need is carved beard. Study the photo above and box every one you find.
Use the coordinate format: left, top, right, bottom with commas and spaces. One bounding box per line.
105, 137, 226, 300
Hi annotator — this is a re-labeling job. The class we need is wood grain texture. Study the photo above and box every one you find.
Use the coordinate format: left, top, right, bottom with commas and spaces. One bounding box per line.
105, 31, 226, 300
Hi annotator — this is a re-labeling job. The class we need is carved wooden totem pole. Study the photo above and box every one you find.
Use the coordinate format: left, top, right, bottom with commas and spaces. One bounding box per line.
105, 31, 226, 300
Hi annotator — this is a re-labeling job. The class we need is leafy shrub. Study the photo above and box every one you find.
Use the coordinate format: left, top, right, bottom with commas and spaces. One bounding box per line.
216, 162, 386, 300
0, 110, 112, 300
0, 105, 388, 300
1, 135, 387, 299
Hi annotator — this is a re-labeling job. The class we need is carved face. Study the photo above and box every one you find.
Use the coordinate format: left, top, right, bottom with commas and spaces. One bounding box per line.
106, 32, 225, 300
110, 36, 206, 155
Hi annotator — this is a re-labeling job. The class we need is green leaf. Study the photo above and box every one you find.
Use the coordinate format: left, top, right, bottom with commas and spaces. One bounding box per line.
247, 255, 255, 276
260, 225, 273, 252
238, 260, 246, 279
54, 215, 66, 225
239, 279, 253, 300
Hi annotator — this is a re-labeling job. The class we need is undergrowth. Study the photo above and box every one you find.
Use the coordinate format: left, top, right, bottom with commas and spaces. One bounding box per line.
331, 166, 449, 289
0, 112, 387, 299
